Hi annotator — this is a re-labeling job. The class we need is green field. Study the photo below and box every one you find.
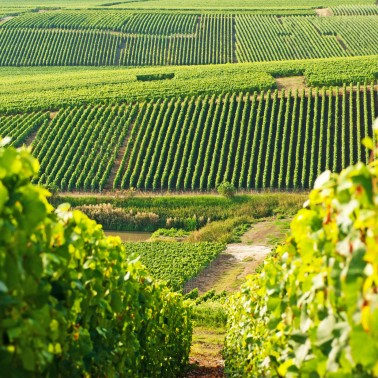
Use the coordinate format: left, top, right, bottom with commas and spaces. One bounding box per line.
0, 0, 375, 12
1, 1, 378, 376
1, 12, 378, 66
1, 55, 377, 112
4, 83, 375, 192
125, 242, 225, 290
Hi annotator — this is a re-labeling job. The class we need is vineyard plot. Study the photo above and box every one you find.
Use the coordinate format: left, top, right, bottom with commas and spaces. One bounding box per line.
33, 103, 140, 191
28, 85, 378, 192
0, 111, 49, 147
124, 242, 225, 291
1, 12, 378, 66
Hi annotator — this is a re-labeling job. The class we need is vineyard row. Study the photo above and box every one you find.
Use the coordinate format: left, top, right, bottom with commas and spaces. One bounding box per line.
0, 14, 377, 66
0, 85, 369, 191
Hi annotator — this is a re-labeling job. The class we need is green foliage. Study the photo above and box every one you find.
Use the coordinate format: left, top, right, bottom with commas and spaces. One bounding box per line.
2, 55, 377, 113
225, 131, 378, 376
24, 84, 377, 192
150, 228, 190, 241
55, 193, 306, 232
190, 290, 228, 328
125, 241, 225, 291
2, 12, 378, 68
217, 181, 236, 198
187, 217, 251, 244
0, 142, 192, 377
136, 73, 175, 81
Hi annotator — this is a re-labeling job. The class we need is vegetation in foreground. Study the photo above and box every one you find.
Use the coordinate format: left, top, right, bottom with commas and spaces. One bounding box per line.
225, 131, 378, 376
0, 142, 192, 377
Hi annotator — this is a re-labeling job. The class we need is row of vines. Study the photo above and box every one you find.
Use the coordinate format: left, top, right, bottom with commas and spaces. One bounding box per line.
0, 111, 48, 146
0, 14, 377, 66
11, 83, 375, 192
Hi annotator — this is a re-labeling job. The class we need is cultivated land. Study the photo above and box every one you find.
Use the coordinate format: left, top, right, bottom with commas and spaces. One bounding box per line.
1, 1, 378, 376
1, 12, 378, 67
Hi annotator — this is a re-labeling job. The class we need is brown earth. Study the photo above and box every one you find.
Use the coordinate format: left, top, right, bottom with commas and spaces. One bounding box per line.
316, 8, 333, 17
276, 76, 306, 92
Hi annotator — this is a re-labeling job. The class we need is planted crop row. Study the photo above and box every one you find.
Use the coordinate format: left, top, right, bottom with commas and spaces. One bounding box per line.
331, 5, 378, 15
0, 28, 121, 66
29, 85, 377, 192
108, 14, 234, 66
2, 10, 133, 30
0, 111, 49, 146
2, 13, 377, 66
235, 15, 378, 62
27, 86, 378, 191
33, 103, 140, 191
117, 85, 377, 190
124, 242, 225, 291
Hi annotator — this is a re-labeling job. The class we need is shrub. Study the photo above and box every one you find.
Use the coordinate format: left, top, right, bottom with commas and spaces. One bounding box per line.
225, 126, 378, 376
0, 142, 192, 377
217, 181, 236, 198
136, 73, 175, 82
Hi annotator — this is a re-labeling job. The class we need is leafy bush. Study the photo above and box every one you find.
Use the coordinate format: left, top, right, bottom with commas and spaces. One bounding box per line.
187, 216, 250, 244
150, 227, 190, 241
225, 129, 378, 376
217, 181, 236, 198
136, 73, 175, 81
0, 142, 192, 377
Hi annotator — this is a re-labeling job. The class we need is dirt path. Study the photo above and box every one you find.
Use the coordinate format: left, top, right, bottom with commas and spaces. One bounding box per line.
185, 219, 289, 378
186, 327, 225, 378
184, 218, 290, 377
185, 218, 290, 294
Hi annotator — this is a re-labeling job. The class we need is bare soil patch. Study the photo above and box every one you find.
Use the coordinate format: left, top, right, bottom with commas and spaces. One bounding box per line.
184, 244, 270, 293
316, 8, 332, 17
241, 219, 288, 246
184, 219, 289, 294
49, 111, 58, 120
276, 76, 306, 92
185, 327, 225, 378
0, 16, 14, 24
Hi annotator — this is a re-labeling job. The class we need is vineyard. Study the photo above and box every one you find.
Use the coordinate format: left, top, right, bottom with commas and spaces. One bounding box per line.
125, 242, 225, 290
0, 111, 48, 146
0, 0, 374, 12
1, 55, 377, 113
2, 1, 378, 376
1, 12, 378, 66
6, 84, 372, 191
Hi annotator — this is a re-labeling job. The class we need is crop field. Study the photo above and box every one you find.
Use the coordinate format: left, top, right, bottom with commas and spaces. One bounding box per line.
1, 12, 378, 66
0, 111, 49, 147
331, 5, 378, 15
1, 55, 377, 113
0, 0, 374, 12
2, 0, 378, 376
125, 242, 225, 290
8, 84, 373, 191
